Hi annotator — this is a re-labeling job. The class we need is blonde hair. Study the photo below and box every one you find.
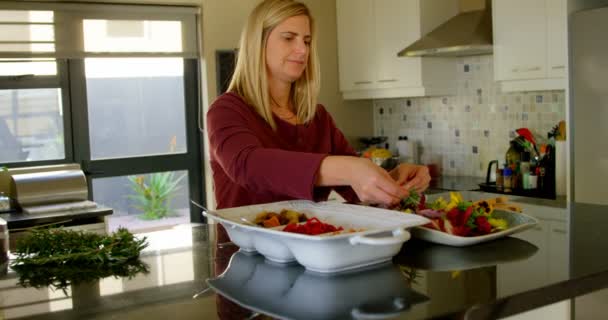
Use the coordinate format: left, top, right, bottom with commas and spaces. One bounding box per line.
227, 0, 320, 130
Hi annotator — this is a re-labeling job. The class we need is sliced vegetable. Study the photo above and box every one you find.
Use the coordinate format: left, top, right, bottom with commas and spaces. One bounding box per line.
263, 215, 280, 228
395, 191, 512, 237
283, 217, 344, 235
488, 218, 508, 230
475, 216, 492, 234
417, 209, 443, 219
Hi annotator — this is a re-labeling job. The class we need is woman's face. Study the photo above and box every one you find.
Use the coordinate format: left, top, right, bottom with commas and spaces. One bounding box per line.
265, 15, 311, 86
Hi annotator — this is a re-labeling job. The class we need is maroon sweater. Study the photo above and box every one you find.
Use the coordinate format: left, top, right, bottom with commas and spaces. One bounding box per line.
207, 92, 359, 209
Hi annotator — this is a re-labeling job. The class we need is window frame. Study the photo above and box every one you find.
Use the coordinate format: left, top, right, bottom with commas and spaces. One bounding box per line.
0, 3, 206, 222
0, 59, 74, 167
68, 58, 205, 223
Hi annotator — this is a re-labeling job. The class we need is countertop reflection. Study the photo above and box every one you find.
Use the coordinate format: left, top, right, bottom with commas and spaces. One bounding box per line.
1, 192, 607, 320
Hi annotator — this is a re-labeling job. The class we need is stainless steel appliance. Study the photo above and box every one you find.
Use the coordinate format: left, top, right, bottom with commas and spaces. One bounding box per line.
570, 4, 608, 206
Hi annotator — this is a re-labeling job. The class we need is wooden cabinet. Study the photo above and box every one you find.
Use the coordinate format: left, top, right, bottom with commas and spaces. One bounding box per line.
336, 0, 458, 99
492, 0, 567, 92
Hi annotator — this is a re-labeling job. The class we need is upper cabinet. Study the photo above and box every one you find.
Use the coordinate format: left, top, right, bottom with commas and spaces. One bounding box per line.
546, 0, 567, 79
492, 0, 567, 92
336, 0, 459, 100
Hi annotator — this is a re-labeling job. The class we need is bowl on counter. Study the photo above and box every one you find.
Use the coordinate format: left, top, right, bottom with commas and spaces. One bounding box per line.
372, 156, 400, 171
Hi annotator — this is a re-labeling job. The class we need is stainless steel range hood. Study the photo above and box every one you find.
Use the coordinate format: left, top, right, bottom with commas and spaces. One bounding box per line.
398, 1, 493, 57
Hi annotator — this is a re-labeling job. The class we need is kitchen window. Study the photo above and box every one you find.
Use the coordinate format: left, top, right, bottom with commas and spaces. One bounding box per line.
0, 2, 205, 228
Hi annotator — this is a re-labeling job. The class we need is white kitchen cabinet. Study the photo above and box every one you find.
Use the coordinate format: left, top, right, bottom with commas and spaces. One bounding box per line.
336, 0, 458, 100
546, 0, 567, 79
335, 0, 376, 92
492, 0, 567, 92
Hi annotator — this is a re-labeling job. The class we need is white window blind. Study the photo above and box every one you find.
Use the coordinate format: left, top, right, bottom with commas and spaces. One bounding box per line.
0, 2, 199, 60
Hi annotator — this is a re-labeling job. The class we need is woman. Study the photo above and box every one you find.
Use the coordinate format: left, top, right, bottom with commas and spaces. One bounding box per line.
207, 1, 430, 317
207, 0, 430, 212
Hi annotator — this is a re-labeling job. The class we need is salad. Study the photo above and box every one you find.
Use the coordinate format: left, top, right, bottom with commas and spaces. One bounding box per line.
395, 191, 509, 237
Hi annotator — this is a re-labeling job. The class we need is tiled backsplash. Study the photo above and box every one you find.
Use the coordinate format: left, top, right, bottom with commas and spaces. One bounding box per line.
373, 55, 566, 178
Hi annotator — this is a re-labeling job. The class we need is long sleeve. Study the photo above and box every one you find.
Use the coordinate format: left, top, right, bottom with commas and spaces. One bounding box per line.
207, 104, 327, 201
322, 109, 360, 203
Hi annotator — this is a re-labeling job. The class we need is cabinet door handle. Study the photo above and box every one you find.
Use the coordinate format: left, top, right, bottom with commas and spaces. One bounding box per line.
378, 79, 398, 83
354, 81, 372, 85
552, 228, 567, 234
533, 226, 542, 231
511, 67, 519, 73
552, 65, 565, 70
521, 66, 542, 72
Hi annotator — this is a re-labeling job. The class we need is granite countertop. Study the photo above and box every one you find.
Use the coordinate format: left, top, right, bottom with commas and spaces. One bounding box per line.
0, 192, 606, 320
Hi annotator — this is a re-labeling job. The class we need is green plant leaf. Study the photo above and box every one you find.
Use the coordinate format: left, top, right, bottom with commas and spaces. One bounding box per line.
126, 171, 184, 220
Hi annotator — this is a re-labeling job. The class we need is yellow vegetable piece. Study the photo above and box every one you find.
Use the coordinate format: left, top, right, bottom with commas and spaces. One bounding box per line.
445, 192, 463, 211
433, 197, 448, 210
488, 218, 508, 229
450, 192, 463, 204
475, 201, 494, 216
445, 203, 457, 212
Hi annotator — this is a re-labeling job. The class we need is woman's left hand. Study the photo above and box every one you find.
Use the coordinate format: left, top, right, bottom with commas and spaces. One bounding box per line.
389, 164, 431, 193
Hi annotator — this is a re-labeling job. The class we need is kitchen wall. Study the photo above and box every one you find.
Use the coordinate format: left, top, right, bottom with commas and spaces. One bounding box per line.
373, 55, 566, 178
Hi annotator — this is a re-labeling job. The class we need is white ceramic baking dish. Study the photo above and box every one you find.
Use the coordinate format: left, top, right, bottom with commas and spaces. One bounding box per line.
203, 200, 429, 273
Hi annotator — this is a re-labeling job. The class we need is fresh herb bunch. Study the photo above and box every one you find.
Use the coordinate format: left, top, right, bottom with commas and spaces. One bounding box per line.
397, 190, 425, 212
11, 228, 149, 292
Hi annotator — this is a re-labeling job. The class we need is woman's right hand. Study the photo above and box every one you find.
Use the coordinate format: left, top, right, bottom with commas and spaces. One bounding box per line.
346, 158, 409, 206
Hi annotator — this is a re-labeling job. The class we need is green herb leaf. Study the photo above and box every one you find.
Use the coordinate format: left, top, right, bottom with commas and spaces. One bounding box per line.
10, 227, 149, 293
399, 189, 420, 211
457, 201, 473, 211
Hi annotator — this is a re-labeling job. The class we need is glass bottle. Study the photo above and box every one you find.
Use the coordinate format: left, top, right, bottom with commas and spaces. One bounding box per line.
520, 152, 531, 189
0, 192, 10, 212
496, 167, 504, 192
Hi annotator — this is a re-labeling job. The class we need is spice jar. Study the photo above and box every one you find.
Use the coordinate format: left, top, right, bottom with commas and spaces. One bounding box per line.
503, 167, 513, 193
496, 167, 504, 191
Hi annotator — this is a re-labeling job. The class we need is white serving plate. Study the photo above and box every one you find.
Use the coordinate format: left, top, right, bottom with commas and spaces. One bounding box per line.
204, 200, 429, 273
207, 251, 429, 320
410, 210, 539, 247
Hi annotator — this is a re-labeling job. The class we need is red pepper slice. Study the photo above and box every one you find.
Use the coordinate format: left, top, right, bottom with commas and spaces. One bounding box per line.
282, 217, 343, 235
459, 206, 474, 227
